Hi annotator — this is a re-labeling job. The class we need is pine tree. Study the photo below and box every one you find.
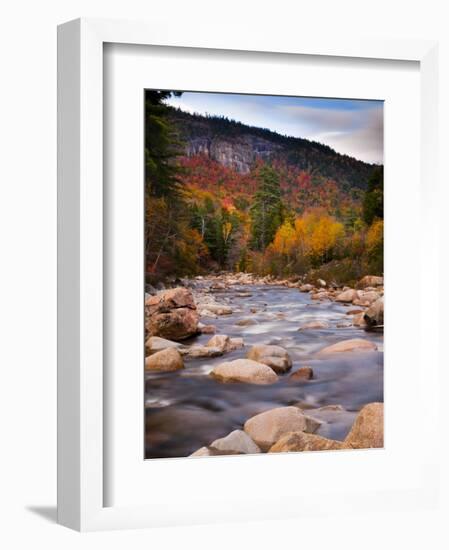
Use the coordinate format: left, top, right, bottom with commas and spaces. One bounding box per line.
250, 165, 283, 250
362, 167, 384, 225
144, 90, 184, 201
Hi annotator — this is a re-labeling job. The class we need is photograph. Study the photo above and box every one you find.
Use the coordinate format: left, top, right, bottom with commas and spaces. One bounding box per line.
144, 90, 384, 459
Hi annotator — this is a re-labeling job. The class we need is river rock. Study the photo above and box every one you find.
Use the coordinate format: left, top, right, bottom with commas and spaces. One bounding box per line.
145, 287, 199, 341
198, 322, 216, 334
190, 446, 213, 457
299, 320, 329, 330
145, 347, 184, 372
364, 297, 384, 329
185, 345, 223, 358
210, 430, 261, 454
352, 298, 372, 307
206, 334, 244, 352
210, 359, 278, 385
299, 284, 314, 292
318, 338, 377, 355
145, 336, 184, 354
200, 303, 233, 315
335, 289, 360, 303
236, 318, 257, 326
289, 366, 314, 381
317, 278, 327, 287
346, 309, 363, 315
360, 290, 380, 304
243, 406, 320, 451
357, 275, 384, 289
352, 312, 368, 328
311, 291, 329, 301
269, 432, 346, 453
344, 402, 384, 449
246, 344, 292, 374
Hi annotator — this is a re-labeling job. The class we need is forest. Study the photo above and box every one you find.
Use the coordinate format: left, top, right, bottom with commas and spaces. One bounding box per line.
145, 91, 384, 286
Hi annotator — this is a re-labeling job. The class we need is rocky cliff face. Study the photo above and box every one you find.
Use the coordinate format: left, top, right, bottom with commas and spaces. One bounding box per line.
168, 107, 378, 188
185, 135, 282, 174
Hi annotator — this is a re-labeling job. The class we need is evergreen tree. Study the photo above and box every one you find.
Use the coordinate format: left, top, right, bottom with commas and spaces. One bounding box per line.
362, 167, 384, 225
145, 90, 184, 201
250, 165, 283, 250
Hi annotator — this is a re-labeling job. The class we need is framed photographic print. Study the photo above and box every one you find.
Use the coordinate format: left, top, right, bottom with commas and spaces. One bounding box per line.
58, 18, 440, 531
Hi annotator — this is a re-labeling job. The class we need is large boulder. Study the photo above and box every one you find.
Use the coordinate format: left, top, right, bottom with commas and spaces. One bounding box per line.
269, 432, 346, 453
145, 347, 184, 372
364, 297, 384, 329
357, 275, 384, 289
145, 287, 199, 341
344, 402, 384, 449
318, 338, 377, 355
210, 430, 261, 454
243, 406, 320, 451
246, 344, 292, 374
335, 289, 360, 303
210, 359, 278, 385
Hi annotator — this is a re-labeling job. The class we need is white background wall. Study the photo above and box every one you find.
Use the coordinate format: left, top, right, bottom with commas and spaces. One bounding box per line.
0, 1, 448, 548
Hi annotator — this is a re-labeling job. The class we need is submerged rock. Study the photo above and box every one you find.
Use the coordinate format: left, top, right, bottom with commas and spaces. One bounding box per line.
236, 318, 257, 326
198, 322, 217, 334
145, 347, 184, 372
318, 338, 377, 355
210, 430, 261, 454
344, 402, 384, 449
210, 358, 278, 385
243, 406, 319, 451
352, 312, 368, 328
246, 344, 292, 374
269, 432, 346, 453
299, 320, 329, 330
289, 366, 314, 381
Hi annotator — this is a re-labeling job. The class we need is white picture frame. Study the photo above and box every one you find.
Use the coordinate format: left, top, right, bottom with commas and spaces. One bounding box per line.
57, 17, 440, 531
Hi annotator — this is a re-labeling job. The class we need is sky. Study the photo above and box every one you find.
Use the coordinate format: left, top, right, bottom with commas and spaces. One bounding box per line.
165, 92, 384, 164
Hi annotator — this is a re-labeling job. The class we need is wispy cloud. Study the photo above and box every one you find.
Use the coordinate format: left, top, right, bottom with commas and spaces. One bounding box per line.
165, 92, 383, 164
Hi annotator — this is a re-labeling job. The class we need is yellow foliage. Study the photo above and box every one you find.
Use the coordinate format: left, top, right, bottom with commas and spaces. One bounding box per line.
272, 221, 296, 255
271, 209, 344, 265
366, 220, 383, 254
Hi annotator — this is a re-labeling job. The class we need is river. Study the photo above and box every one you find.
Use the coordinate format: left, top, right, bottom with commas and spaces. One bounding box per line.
145, 281, 383, 459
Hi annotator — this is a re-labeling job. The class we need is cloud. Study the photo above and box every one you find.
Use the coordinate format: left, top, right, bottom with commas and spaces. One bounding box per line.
165, 93, 383, 164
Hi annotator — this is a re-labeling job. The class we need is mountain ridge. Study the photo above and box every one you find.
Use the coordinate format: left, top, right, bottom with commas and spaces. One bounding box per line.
167, 106, 380, 191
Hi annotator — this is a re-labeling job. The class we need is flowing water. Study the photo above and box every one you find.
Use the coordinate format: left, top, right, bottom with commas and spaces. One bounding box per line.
145, 282, 383, 459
